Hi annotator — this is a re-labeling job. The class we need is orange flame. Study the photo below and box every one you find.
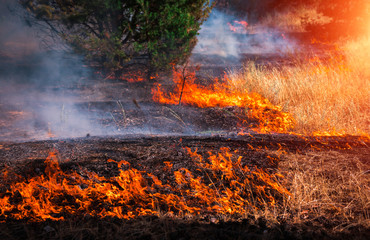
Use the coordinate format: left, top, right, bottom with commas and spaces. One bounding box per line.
0, 149, 289, 222
103, 71, 157, 82
152, 68, 295, 133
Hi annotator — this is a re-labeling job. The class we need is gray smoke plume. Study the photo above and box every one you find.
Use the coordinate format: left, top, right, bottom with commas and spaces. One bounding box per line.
0, 1, 197, 142
192, 9, 297, 59
0, 1, 114, 141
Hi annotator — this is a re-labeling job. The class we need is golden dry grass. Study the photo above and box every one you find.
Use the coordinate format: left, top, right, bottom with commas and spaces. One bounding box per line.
227, 37, 370, 135
248, 148, 370, 232
279, 151, 369, 225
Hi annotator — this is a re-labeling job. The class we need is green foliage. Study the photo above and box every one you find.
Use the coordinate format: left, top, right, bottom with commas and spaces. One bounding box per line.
20, 0, 213, 74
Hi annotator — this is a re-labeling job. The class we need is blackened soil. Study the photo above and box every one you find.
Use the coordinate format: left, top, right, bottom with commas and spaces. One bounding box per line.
0, 134, 368, 175
1, 215, 369, 240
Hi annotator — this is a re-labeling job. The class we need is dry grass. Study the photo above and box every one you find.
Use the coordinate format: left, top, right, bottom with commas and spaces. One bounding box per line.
280, 152, 370, 224
279, 151, 369, 226
246, 147, 370, 234
227, 37, 370, 135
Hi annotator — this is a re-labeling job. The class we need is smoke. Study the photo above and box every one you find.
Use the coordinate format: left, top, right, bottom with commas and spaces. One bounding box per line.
0, 1, 196, 142
0, 1, 38, 59
192, 9, 297, 59
0, 1, 120, 141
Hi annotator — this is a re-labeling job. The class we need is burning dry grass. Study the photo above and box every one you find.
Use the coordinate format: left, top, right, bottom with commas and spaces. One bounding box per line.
0, 137, 368, 239
152, 67, 295, 133
152, 37, 369, 136
0, 148, 289, 222
227, 37, 370, 135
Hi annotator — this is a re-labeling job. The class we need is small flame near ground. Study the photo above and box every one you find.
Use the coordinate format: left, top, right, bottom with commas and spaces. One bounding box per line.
0, 149, 289, 222
97, 71, 156, 82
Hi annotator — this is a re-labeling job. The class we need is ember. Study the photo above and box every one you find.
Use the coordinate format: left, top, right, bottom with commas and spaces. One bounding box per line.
102, 71, 156, 82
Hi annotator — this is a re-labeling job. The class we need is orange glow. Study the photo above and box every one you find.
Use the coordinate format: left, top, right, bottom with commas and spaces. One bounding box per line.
0, 149, 289, 222
107, 72, 145, 82
152, 67, 295, 133
104, 71, 155, 82
312, 128, 347, 137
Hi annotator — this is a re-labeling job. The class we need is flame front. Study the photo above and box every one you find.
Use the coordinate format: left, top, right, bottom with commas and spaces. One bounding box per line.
152, 68, 295, 133
0, 149, 289, 222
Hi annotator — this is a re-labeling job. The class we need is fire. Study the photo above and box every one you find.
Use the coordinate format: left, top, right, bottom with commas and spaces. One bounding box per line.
0, 149, 289, 222
102, 71, 156, 82
312, 128, 347, 137
228, 20, 248, 34
152, 67, 295, 133
106, 72, 145, 82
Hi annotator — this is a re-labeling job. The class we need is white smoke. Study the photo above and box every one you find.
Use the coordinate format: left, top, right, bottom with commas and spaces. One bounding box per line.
193, 10, 297, 58
0, 1, 115, 141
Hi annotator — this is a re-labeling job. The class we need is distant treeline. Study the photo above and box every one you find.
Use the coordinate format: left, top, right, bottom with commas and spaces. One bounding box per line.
215, 0, 370, 39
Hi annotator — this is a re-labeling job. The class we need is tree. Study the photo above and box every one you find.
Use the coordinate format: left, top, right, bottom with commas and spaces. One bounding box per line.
19, 0, 213, 76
